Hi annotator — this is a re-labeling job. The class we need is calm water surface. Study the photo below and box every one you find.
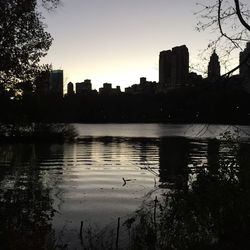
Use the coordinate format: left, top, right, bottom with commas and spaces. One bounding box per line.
1, 124, 250, 249
74, 123, 250, 139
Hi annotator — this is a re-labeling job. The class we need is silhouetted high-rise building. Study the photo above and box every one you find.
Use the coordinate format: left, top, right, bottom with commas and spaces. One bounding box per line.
99, 83, 112, 95
172, 45, 189, 87
49, 70, 63, 97
76, 79, 92, 95
115, 86, 121, 93
99, 83, 121, 95
208, 51, 220, 82
240, 42, 250, 80
34, 70, 50, 96
140, 77, 147, 85
67, 82, 74, 95
159, 45, 189, 89
159, 50, 172, 87
125, 77, 157, 94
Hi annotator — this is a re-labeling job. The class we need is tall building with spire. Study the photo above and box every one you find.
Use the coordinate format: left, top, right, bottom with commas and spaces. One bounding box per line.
208, 51, 220, 82
240, 42, 250, 80
159, 45, 189, 89
67, 82, 74, 95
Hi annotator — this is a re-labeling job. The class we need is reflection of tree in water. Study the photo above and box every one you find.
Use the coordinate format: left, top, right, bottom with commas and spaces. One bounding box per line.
159, 137, 189, 189
0, 144, 57, 250
131, 136, 250, 250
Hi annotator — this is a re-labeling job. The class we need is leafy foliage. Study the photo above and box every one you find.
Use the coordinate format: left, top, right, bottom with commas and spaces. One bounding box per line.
0, 0, 58, 92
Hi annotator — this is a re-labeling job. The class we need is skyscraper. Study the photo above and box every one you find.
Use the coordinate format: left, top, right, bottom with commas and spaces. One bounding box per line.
67, 82, 74, 95
240, 42, 250, 80
49, 70, 64, 97
75, 79, 92, 95
172, 45, 189, 87
208, 51, 220, 82
159, 45, 189, 89
159, 50, 172, 87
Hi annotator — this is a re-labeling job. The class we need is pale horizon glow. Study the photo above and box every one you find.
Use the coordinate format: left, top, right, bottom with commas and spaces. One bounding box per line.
41, 0, 240, 90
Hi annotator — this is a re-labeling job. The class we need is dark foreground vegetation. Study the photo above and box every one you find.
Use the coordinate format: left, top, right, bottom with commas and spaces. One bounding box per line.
130, 155, 250, 250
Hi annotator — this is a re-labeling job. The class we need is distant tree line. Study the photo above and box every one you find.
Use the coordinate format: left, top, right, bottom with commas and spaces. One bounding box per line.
0, 82, 250, 124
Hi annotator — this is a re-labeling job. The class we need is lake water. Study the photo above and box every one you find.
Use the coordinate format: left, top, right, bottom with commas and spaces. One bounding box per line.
1, 124, 250, 249
74, 123, 250, 139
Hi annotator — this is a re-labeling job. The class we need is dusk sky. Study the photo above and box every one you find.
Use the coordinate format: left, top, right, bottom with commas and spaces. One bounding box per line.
41, 0, 230, 90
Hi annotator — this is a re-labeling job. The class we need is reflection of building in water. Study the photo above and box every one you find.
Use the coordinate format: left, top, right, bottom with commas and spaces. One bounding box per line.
64, 138, 94, 167
133, 139, 159, 170
102, 141, 113, 162
138, 141, 148, 164
207, 139, 220, 174
159, 137, 189, 188
237, 143, 250, 186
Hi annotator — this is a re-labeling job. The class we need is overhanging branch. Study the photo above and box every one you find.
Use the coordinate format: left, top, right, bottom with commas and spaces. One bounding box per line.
234, 0, 250, 31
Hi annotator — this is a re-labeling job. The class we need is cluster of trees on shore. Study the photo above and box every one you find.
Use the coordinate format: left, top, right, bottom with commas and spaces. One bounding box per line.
1, 82, 250, 124
0, 0, 59, 95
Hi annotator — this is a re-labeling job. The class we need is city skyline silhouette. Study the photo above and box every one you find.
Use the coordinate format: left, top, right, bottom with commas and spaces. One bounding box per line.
42, 0, 242, 90
45, 43, 249, 97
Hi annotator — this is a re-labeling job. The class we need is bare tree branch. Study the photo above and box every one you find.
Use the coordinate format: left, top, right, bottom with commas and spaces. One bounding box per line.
234, 0, 250, 31
195, 0, 250, 75
218, 0, 241, 49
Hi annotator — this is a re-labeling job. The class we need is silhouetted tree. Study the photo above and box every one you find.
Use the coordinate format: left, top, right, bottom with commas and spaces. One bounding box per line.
196, 0, 250, 75
0, 0, 59, 94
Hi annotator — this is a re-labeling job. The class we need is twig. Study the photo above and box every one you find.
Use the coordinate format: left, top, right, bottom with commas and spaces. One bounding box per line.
79, 221, 83, 238
116, 217, 120, 250
122, 177, 127, 186
154, 196, 158, 226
